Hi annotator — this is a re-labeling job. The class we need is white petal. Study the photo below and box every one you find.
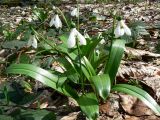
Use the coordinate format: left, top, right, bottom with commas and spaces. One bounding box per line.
100, 39, 105, 44
54, 14, 62, 29
120, 28, 125, 36
49, 17, 55, 27
77, 31, 86, 45
114, 22, 124, 38
32, 35, 38, 48
52, 6, 56, 10
27, 36, 33, 47
71, 8, 78, 17
120, 20, 131, 36
123, 25, 131, 36
27, 35, 37, 48
67, 28, 77, 48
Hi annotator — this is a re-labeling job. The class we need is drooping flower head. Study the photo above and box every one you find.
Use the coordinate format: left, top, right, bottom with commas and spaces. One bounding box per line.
67, 28, 86, 48
71, 8, 79, 17
49, 14, 62, 29
27, 35, 37, 49
114, 20, 131, 38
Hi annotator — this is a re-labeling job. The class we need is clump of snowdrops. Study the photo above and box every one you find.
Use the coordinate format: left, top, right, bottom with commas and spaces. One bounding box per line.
6, 4, 160, 120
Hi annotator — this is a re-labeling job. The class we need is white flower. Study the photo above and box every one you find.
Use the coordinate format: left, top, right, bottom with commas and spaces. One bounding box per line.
71, 8, 79, 17
52, 6, 56, 10
49, 14, 62, 29
67, 28, 86, 48
120, 20, 131, 36
114, 20, 131, 38
27, 35, 37, 49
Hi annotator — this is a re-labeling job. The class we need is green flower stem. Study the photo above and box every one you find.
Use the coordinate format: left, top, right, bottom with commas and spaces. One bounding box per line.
76, 38, 84, 94
56, 7, 70, 30
3, 86, 9, 105
112, 14, 116, 40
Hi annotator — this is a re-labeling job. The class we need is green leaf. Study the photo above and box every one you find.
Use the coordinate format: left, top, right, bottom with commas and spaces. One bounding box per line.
19, 53, 30, 64
20, 109, 56, 120
104, 39, 125, 84
81, 56, 96, 76
82, 37, 102, 58
112, 84, 160, 116
91, 74, 110, 100
0, 81, 43, 105
77, 93, 99, 120
80, 56, 96, 81
6, 64, 78, 98
0, 115, 13, 120
1, 40, 26, 49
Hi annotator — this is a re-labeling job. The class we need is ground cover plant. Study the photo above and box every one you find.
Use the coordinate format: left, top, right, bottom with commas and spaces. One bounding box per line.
0, 1, 160, 120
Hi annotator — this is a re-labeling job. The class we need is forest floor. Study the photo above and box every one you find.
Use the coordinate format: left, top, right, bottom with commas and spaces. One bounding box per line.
0, 1, 160, 120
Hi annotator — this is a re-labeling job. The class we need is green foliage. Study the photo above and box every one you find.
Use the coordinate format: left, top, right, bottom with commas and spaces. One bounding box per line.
77, 93, 99, 120
104, 39, 125, 84
3, 4, 160, 120
0, 107, 56, 120
6, 64, 78, 98
91, 74, 110, 100
112, 84, 160, 116
32, 7, 48, 22
0, 81, 39, 105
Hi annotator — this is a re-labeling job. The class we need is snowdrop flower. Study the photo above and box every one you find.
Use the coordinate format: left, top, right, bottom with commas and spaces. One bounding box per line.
52, 5, 56, 10
27, 35, 37, 49
114, 20, 131, 38
49, 14, 62, 29
71, 8, 79, 17
67, 28, 86, 48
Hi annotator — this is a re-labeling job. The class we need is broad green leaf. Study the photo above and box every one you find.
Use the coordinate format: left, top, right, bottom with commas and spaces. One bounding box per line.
0, 115, 13, 120
6, 64, 78, 98
20, 109, 56, 120
77, 93, 99, 120
80, 56, 96, 81
91, 74, 110, 100
1, 40, 26, 49
104, 39, 125, 84
81, 56, 96, 76
112, 84, 160, 116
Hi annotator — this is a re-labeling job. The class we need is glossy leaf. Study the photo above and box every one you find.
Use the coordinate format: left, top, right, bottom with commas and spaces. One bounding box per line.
112, 84, 160, 116
104, 39, 125, 84
80, 56, 96, 81
81, 56, 96, 76
91, 74, 111, 100
77, 93, 99, 120
82, 37, 102, 58
6, 64, 78, 98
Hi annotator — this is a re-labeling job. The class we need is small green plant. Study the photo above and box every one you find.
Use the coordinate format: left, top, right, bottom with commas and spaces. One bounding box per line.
4, 4, 160, 120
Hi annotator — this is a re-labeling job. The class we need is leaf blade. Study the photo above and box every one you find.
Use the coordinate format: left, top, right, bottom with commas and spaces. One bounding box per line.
91, 74, 111, 100
6, 64, 78, 98
77, 93, 99, 120
112, 84, 160, 116
104, 39, 125, 84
